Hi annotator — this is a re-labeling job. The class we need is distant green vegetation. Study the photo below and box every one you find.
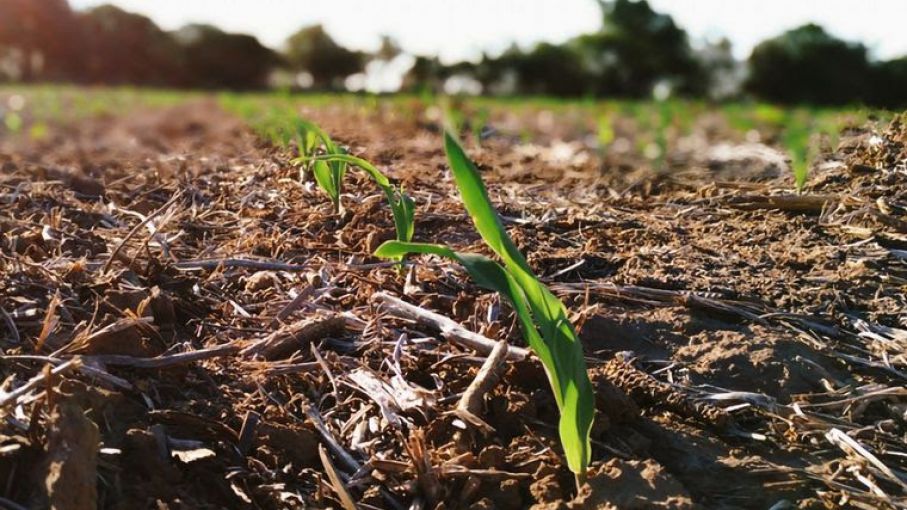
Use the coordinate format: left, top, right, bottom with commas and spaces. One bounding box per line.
0, 85, 191, 139
222, 89, 890, 190
2, 85, 893, 191
4, 0, 904, 109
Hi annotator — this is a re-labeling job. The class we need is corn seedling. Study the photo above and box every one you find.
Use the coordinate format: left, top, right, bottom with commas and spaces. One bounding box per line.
653, 101, 672, 172
374, 131, 594, 482
287, 120, 349, 214
471, 106, 490, 147
3, 112, 22, 133
295, 151, 415, 245
783, 123, 812, 193
597, 115, 615, 153
293, 118, 319, 159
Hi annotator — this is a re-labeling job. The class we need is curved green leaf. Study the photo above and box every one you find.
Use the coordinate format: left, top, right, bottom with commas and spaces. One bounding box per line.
312, 160, 338, 207
303, 153, 391, 188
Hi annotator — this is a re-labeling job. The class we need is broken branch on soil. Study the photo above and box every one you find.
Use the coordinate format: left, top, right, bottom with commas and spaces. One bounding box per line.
85, 342, 240, 369
0, 358, 80, 409
173, 257, 311, 272
720, 194, 855, 213
454, 339, 509, 431
372, 292, 529, 360
241, 314, 345, 360
319, 445, 359, 510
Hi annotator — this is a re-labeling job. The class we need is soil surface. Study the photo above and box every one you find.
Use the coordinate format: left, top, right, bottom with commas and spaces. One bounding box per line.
1, 97, 905, 509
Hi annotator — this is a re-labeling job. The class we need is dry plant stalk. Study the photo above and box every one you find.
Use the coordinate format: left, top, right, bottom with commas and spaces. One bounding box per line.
318, 445, 358, 510
372, 292, 528, 360
241, 314, 345, 360
456, 339, 510, 421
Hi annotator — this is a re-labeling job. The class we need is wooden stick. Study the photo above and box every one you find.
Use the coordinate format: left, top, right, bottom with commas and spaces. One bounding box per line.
372, 292, 528, 361
237, 411, 260, 456
2, 306, 21, 344
721, 193, 848, 213
272, 285, 316, 326
2, 355, 133, 391
173, 258, 310, 272
241, 315, 345, 360
319, 445, 358, 510
0, 359, 80, 409
85, 343, 239, 369
457, 340, 510, 417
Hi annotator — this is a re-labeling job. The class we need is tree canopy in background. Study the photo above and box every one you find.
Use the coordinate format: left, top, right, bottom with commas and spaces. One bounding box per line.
576, 0, 705, 97
175, 24, 279, 90
746, 24, 872, 105
79, 5, 186, 86
0, 0, 82, 81
0, 0, 904, 107
284, 24, 364, 89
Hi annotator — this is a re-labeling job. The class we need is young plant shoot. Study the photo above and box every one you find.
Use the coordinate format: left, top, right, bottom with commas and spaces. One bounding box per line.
290, 121, 414, 246
784, 125, 812, 192
291, 119, 348, 213
374, 131, 595, 482
301, 152, 415, 245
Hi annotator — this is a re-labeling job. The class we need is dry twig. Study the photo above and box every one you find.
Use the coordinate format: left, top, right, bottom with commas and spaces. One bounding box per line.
373, 292, 528, 360
454, 339, 509, 430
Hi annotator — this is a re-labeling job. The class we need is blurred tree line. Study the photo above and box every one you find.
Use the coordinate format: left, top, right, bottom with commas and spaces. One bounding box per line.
0, 0, 904, 107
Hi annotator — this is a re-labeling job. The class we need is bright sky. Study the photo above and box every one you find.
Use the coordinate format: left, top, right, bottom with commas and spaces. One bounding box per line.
69, 0, 907, 62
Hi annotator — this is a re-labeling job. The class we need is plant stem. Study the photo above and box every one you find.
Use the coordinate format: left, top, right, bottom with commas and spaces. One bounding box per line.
574, 472, 587, 494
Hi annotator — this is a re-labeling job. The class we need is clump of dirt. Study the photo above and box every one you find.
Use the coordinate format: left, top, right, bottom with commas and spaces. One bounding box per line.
575, 458, 693, 509
675, 325, 849, 398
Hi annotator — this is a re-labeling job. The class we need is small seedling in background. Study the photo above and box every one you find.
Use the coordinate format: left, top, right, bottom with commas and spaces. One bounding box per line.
375, 131, 594, 484
783, 126, 812, 193
28, 122, 48, 141
471, 106, 490, 147
597, 115, 615, 152
754, 104, 785, 128
653, 101, 672, 172
3, 112, 22, 133
298, 152, 414, 246
289, 119, 349, 213
290, 119, 320, 180
293, 118, 319, 159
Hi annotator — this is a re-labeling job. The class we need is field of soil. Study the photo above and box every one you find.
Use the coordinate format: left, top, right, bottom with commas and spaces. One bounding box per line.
1, 94, 905, 509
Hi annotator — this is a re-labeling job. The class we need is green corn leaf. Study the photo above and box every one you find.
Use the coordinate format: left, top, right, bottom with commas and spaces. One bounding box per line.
311, 159, 339, 207
301, 153, 391, 187
295, 119, 338, 153
287, 120, 348, 212
328, 146, 348, 203
783, 127, 812, 193
442, 131, 531, 272
293, 120, 319, 158
397, 189, 416, 243
597, 117, 615, 147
